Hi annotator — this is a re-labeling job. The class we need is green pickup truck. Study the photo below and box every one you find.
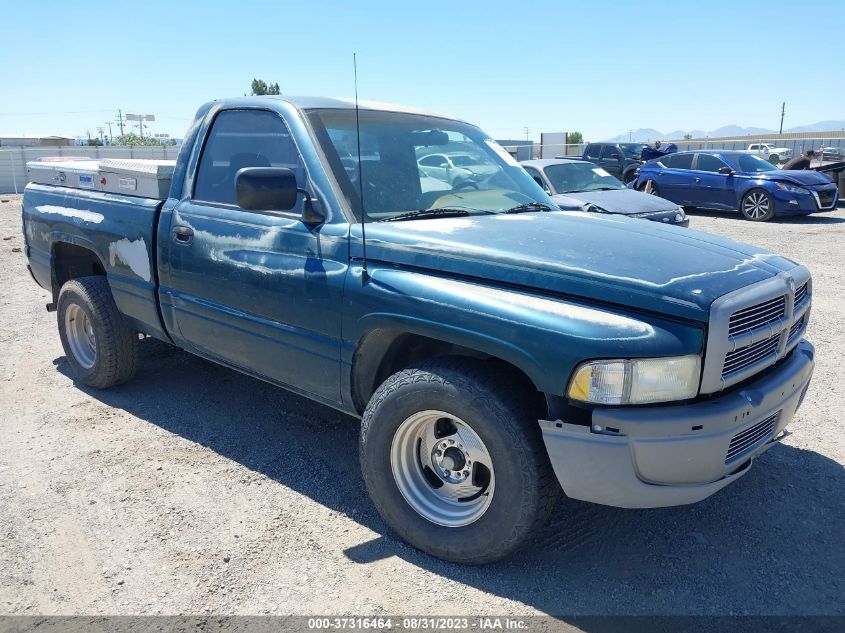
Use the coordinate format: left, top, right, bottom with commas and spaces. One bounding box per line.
22, 96, 814, 563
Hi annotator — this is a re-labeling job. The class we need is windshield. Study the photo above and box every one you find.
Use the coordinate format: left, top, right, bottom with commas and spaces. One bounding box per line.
544, 162, 626, 193
619, 143, 646, 159
727, 153, 778, 173
306, 109, 554, 220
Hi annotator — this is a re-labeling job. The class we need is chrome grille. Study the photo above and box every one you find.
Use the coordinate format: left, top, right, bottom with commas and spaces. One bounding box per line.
788, 315, 805, 342
794, 282, 808, 307
725, 411, 779, 463
722, 334, 780, 377
728, 296, 786, 337
702, 267, 812, 395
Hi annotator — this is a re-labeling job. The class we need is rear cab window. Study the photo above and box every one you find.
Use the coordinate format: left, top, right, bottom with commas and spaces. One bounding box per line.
583, 144, 602, 160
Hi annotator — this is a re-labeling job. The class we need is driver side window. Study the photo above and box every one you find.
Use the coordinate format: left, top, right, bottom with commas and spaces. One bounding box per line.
194, 109, 305, 206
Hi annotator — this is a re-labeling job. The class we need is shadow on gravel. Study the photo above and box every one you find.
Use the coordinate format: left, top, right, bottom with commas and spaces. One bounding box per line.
686, 208, 845, 224
55, 339, 845, 617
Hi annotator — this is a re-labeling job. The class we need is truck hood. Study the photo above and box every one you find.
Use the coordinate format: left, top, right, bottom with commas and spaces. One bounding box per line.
755, 170, 834, 186
551, 189, 680, 215
357, 211, 798, 322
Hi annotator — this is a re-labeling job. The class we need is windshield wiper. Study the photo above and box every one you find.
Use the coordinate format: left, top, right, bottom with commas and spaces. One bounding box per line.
504, 202, 553, 214
379, 207, 488, 222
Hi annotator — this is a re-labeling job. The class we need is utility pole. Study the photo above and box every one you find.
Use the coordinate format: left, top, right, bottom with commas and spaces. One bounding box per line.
779, 102, 785, 134
116, 109, 125, 136
524, 126, 530, 140
105, 122, 113, 143
96, 126, 105, 142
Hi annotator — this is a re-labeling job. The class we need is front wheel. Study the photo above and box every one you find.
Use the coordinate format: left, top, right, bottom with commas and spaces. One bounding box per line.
768, 154, 780, 165
360, 358, 560, 564
741, 189, 775, 221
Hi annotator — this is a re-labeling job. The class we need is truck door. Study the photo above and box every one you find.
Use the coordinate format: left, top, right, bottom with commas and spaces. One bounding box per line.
160, 108, 347, 403
598, 145, 624, 179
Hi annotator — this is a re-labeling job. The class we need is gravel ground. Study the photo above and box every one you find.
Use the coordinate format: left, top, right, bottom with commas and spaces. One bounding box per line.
0, 194, 843, 619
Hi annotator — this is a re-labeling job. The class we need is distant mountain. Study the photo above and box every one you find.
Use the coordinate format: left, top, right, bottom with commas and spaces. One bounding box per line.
603, 119, 845, 142
785, 119, 845, 133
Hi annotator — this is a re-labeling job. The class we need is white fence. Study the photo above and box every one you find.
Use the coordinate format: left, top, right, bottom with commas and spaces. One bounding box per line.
0, 146, 180, 194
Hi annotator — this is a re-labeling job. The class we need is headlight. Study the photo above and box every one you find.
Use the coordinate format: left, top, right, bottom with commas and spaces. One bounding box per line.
567, 355, 701, 405
775, 182, 810, 195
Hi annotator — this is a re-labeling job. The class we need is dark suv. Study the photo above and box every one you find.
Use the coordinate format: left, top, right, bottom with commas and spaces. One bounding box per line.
580, 142, 647, 183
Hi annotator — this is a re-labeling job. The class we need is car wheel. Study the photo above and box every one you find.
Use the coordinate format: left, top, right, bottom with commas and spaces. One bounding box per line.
768, 154, 780, 165
57, 276, 138, 388
360, 357, 560, 564
740, 189, 775, 221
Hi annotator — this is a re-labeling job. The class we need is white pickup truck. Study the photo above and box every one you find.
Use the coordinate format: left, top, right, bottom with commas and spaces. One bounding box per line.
746, 143, 792, 165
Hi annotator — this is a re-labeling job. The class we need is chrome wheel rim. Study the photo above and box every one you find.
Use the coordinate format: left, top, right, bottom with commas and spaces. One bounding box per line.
65, 304, 96, 369
743, 192, 770, 219
390, 410, 495, 527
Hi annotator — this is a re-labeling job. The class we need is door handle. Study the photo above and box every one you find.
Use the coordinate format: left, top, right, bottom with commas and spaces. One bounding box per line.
694, 177, 701, 182
173, 225, 194, 245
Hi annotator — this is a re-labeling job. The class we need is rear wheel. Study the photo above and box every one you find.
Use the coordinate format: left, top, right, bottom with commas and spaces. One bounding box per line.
360, 358, 560, 564
768, 154, 780, 165
57, 276, 138, 388
740, 189, 775, 221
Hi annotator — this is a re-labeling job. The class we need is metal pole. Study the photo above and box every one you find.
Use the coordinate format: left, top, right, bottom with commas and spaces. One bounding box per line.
779, 102, 785, 135
10, 152, 18, 194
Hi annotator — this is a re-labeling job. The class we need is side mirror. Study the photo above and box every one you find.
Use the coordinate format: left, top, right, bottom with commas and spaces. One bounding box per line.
236, 166, 325, 225
718, 166, 734, 175
236, 167, 298, 211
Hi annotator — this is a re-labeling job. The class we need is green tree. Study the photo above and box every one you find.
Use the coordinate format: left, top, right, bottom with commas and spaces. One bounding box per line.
112, 133, 167, 147
86, 138, 103, 146
566, 131, 583, 145
683, 133, 693, 140
250, 78, 281, 95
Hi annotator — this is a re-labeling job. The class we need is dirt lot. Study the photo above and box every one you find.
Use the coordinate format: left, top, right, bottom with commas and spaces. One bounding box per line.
1, 194, 843, 619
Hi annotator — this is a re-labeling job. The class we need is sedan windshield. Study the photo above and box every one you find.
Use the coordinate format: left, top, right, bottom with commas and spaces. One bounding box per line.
619, 143, 647, 159
544, 162, 626, 193
306, 109, 553, 221
728, 153, 778, 173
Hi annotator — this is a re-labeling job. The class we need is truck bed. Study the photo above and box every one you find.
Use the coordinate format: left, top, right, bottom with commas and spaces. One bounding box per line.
23, 183, 169, 341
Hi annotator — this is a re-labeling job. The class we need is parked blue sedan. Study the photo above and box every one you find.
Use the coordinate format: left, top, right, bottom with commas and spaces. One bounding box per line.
634, 150, 839, 221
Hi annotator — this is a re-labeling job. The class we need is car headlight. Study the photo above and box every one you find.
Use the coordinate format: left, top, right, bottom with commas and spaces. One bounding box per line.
775, 182, 810, 195
567, 355, 701, 405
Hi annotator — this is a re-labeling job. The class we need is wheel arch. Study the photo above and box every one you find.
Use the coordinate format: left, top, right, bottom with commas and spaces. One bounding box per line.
51, 240, 108, 302
350, 325, 547, 417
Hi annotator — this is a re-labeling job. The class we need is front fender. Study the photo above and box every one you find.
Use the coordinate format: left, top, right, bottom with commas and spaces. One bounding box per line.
342, 265, 704, 404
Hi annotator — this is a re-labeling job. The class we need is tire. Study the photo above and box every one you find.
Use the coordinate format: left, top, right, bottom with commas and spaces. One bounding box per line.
768, 154, 780, 165
360, 357, 560, 564
57, 276, 138, 388
740, 189, 775, 222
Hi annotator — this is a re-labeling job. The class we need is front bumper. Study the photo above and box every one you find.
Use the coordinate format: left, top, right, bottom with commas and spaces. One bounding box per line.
541, 340, 814, 508
773, 185, 839, 215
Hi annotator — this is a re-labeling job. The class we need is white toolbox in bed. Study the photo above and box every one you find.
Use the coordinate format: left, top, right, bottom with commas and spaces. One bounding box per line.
27, 158, 176, 199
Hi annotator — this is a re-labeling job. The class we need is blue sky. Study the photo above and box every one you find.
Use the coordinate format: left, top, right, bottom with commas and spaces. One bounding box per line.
1, 0, 842, 141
